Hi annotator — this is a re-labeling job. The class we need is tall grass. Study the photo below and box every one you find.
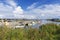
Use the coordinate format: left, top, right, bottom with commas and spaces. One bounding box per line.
0, 23, 60, 40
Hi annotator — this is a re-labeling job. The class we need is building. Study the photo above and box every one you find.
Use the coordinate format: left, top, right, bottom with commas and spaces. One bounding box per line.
0, 19, 41, 28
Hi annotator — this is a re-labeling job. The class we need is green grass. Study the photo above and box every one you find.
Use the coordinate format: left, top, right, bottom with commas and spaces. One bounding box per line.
0, 23, 60, 40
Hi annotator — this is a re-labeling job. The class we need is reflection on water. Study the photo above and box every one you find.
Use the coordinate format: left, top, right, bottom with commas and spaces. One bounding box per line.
41, 19, 60, 24
32, 19, 60, 28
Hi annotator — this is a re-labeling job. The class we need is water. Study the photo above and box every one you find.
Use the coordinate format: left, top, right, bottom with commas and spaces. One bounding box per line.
32, 19, 60, 28
41, 19, 60, 24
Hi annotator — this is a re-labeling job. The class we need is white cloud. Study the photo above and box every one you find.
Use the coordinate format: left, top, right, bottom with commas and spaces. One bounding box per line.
27, 3, 37, 10
14, 14, 36, 19
0, 0, 35, 19
41, 14, 45, 17
1, 0, 60, 19
0, 3, 13, 18
0, 0, 24, 18
13, 6, 23, 14
0, 14, 4, 18
6, 0, 17, 7
0, 3, 13, 12
38, 4, 60, 14
6, 0, 24, 14
27, 3, 60, 19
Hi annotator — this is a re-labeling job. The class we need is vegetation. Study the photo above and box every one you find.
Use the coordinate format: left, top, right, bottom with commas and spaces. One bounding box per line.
0, 23, 60, 40
47, 19, 60, 22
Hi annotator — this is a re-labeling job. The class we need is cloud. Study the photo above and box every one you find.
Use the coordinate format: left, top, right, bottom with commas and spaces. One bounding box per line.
27, 3, 37, 10
13, 6, 23, 14
0, 3, 13, 18
1, 0, 60, 19
6, 0, 24, 15
0, 0, 24, 18
14, 14, 36, 19
0, 14, 4, 18
6, 0, 17, 7
27, 3, 60, 19
0, 0, 35, 19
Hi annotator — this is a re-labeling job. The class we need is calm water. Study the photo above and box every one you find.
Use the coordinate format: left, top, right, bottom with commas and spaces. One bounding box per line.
32, 20, 60, 28
41, 20, 60, 24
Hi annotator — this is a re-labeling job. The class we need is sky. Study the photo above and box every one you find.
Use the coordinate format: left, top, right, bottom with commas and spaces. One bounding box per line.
0, 0, 60, 19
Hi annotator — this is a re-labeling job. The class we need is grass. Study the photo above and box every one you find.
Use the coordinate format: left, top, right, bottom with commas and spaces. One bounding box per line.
0, 23, 60, 40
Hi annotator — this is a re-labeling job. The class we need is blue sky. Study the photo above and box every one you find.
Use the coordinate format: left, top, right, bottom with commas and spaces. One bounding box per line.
0, 0, 60, 19
14, 0, 60, 10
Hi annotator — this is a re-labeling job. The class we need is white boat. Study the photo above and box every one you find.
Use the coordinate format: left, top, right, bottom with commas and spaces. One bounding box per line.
15, 25, 24, 28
